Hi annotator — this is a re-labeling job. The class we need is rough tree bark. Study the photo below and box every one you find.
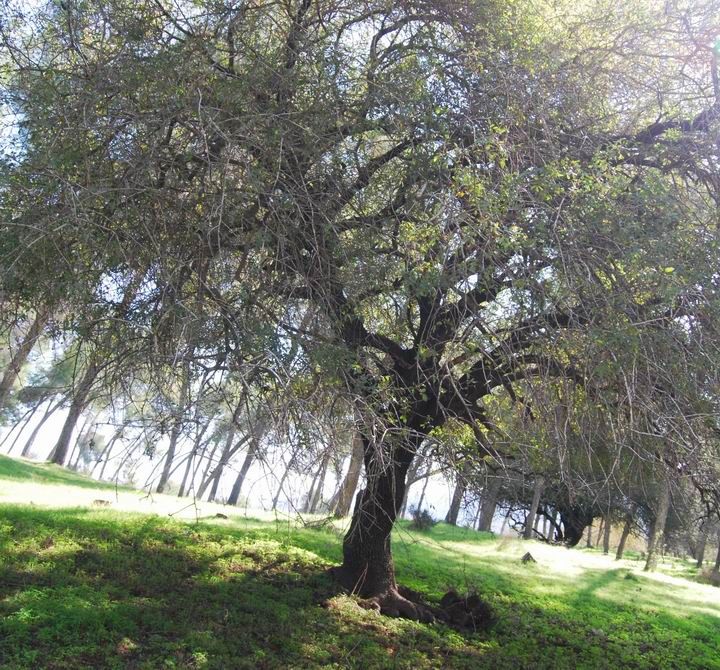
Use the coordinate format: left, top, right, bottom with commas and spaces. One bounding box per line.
333, 432, 432, 621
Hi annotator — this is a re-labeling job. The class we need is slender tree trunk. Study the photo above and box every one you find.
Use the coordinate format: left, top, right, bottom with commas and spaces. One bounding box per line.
112, 440, 140, 481
616, 512, 633, 560
303, 459, 323, 513
713, 532, 720, 574
500, 509, 510, 535
0, 404, 35, 451
644, 473, 671, 572
523, 475, 545, 540
473, 500, 482, 529
178, 449, 196, 498
207, 426, 235, 502
100, 428, 142, 480
478, 476, 501, 532
416, 467, 431, 512
227, 439, 258, 506
49, 359, 99, 465
596, 516, 605, 546
91, 425, 124, 477
333, 430, 365, 518
202, 413, 264, 502
180, 423, 212, 497
7, 400, 42, 454
399, 448, 424, 519
602, 512, 612, 554
225, 414, 268, 507
445, 464, 468, 526
72, 413, 96, 470
199, 433, 251, 500
0, 308, 50, 409
586, 523, 593, 548
272, 451, 295, 511
695, 523, 709, 569
309, 450, 331, 513
20, 396, 65, 458
156, 363, 190, 493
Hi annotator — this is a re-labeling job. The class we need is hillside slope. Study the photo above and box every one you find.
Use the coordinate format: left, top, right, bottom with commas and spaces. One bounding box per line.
0, 455, 718, 669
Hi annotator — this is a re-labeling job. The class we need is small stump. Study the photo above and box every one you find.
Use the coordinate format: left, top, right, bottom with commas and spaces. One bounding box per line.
521, 552, 536, 564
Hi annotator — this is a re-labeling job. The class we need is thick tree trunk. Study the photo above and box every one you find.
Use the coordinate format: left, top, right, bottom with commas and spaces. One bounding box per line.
335, 433, 431, 620
523, 475, 545, 540
615, 512, 632, 560
478, 476, 501, 532
49, 359, 99, 465
602, 512, 612, 554
0, 308, 50, 409
333, 431, 365, 518
644, 474, 671, 572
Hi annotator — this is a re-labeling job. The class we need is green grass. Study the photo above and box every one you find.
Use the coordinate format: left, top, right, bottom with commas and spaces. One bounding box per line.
0, 457, 718, 669
0, 454, 125, 491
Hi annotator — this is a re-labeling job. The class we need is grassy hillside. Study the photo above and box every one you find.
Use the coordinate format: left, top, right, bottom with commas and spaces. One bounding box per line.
0, 456, 718, 669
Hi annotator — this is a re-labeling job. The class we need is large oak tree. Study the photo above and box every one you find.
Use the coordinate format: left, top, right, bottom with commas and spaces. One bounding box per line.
1, 0, 718, 618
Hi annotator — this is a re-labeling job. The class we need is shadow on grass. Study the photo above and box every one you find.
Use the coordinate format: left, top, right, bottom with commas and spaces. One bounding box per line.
0, 506, 495, 670
1, 505, 718, 670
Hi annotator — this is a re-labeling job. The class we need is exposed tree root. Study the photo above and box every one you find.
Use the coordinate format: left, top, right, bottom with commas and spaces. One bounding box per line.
328, 567, 494, 630
357, 587, 436, 623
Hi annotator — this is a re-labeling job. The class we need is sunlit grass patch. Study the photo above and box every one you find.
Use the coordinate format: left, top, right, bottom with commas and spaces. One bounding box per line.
0, 458, 719, 669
